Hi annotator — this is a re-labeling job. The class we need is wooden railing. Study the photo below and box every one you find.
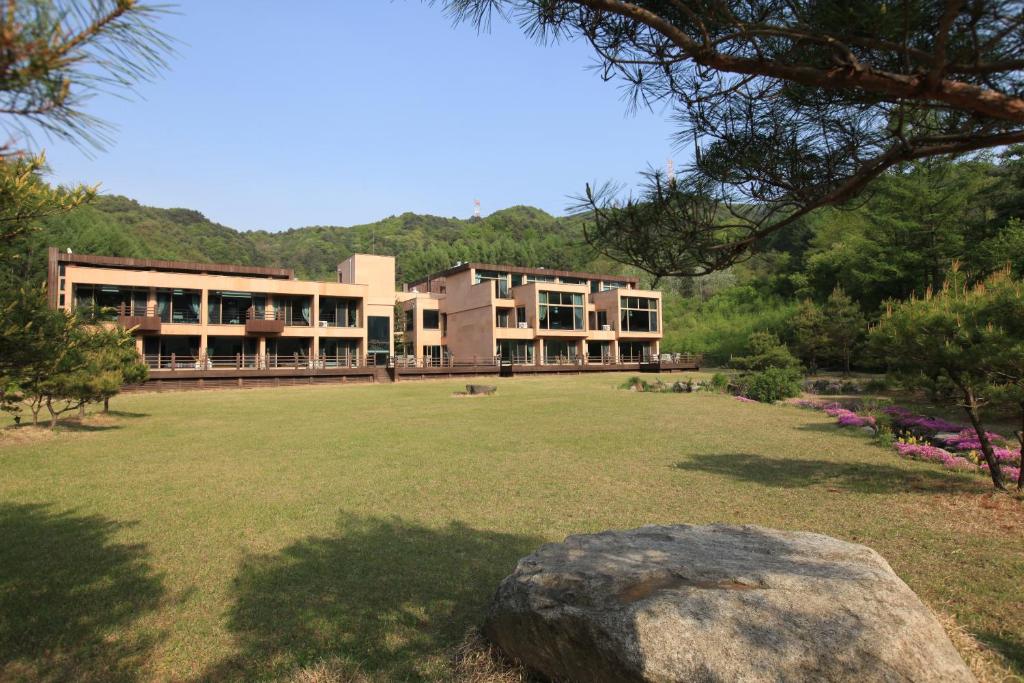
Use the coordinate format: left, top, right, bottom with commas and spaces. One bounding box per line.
140, 351, 703, 372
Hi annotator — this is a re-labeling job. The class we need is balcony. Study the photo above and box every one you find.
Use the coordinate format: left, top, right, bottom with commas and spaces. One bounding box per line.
116, 304, 161, 334
245, 308, 284, 335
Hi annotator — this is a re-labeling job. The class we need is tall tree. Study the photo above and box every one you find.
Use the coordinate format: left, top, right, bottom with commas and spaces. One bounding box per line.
870, 267, 1011, 490
445, 1, 1024, 277
823, 288, 865, 375
791, 300, 828, 375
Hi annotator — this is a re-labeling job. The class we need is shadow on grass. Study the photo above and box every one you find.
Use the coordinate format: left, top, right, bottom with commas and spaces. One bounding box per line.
199, 514, 542, 681
674, 453, 983, 494
55, 420, 124, 433
972, 630, 1024, 677
0, 503, 165, 682
104, 410, 149, 419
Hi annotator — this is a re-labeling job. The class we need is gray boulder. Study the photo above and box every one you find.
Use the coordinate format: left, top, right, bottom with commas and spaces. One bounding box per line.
466, 384, 497, 395
484, 524, 973, 683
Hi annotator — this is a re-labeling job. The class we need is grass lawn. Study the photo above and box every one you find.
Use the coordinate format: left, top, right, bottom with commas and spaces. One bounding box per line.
0, 373, 1021, 681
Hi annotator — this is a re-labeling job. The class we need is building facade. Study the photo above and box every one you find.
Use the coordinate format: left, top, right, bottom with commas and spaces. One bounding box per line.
47, 248, 397, 368
48, 250, 666, 373
400, 263, 662, 365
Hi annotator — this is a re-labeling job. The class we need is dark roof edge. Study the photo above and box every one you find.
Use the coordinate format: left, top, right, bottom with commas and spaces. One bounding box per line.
51, 248, 294, 280
408, 262, 640, 288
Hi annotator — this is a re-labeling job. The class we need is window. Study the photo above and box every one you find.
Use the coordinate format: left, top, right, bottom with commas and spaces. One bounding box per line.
597, 310, 609, 329
559, 276, 586, 285
422, 345, 445, 366
602, 281, 628, 291
543, 339, 578, 363
525, 273, 555, 284
276, 296, 312, 326
320, 297, 359, 327
497, 339, 534, 364
620, 296, 658, 332
474, 269, 506, 284
442, 312, 448, 335
208, 291, 264, 325
322, 338, 360, 366
74, 284, 148, 320
404, 309, 413, 333
620, 341, 653, 361
496, 309, 511, 328
515, 306, 527, 327
423, 309, 440, 329
367, 316, 390, 364
156, 288, 201, 323
538, 291, 584, 330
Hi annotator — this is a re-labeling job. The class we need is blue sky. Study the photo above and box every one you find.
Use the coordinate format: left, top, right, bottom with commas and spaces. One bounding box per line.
39, 1, 683, 231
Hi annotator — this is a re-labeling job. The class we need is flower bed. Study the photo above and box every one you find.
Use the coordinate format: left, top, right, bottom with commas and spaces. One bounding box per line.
789, 399, 1022, 482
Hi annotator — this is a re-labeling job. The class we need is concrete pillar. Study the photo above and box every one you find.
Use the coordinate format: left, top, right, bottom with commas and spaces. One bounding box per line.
199, 288, 209, 359
536, 338, 543, 365
311, 294, 320, 362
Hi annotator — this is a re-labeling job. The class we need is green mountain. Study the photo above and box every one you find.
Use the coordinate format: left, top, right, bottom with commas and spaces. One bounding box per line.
28, 195, 624, 285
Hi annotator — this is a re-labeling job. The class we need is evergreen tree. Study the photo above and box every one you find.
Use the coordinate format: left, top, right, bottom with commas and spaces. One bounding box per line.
823, 288, 865, 376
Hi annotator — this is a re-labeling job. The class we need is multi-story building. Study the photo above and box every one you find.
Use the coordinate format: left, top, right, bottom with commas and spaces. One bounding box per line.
47, 248, 397, 368
47, 249, 679, 386
400, 263, 663, 365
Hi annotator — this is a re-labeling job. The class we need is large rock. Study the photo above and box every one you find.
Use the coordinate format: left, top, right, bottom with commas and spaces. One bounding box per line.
483, 524, 973, 682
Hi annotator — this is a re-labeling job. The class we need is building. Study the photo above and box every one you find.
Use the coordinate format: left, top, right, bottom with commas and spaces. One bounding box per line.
400, 263, 663, 365
47, 248, 397, 368
47, 249, 686, 387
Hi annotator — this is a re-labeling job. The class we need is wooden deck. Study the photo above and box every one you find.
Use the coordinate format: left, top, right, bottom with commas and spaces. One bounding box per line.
129, 355, 702, 391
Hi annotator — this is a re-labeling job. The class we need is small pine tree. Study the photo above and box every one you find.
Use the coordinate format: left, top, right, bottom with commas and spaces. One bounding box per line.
791, 300, 828, 375
823, 288, 865, 376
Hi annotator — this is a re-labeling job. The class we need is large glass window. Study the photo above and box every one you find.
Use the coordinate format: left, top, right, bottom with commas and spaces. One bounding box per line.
543, 339, 578, 363
367, 315, 390, 364
497, 339, 534, 364
319, 297, 359, 327
142, 335, 200, 369
496, 309, 511, 328
276, 296, 312, 326
422, 345, 445, 366
620, 341, 654, 361
156, 288, 201, 323
322, 339, 360, 366
620, 296, 659, 332
74, 284, 148, 319
603, 281, 628, 291
474, 269, 506, 284
208, 291, 264, 325
515, 306, 527, 327
422, 309, 440, 329
538, 291, 584, 330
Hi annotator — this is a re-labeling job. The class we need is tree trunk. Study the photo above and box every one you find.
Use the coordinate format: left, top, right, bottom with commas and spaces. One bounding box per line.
46, 398, 58, 430
959, 386, 1004, 490
103, 396, 109, 413
78, 403, 85, 419
843, 347, 851, 376
1017, 400, 1023, 491
30, 397, 41, 425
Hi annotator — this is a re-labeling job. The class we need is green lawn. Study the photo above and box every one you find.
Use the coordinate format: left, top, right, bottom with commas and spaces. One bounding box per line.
0, 374, 1021, 681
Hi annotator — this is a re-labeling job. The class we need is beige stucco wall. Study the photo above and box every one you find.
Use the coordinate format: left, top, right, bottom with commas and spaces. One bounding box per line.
59, 258, 397, 358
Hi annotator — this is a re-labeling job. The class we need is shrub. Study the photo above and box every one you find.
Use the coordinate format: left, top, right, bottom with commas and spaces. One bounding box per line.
742, 368, 803, 403
729, 331, 803, 372
864, 377, 890, 392
709, 372, 730, 393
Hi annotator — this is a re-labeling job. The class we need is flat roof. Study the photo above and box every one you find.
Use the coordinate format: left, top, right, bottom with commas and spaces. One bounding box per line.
52, 249, 295, 280
409, 262, 639, 287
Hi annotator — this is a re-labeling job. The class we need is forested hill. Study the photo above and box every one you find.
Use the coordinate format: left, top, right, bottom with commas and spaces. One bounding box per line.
28, 195, 622, 284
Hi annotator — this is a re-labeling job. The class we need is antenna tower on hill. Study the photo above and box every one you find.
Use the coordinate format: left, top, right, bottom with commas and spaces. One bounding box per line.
473, 199, 481, 219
